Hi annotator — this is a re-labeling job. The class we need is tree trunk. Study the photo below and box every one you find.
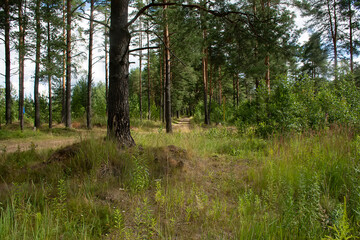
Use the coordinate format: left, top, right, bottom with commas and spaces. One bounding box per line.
139, 19, 143, 120
65, 0, 72, 128
5, 0, 11, 125
47, 3, 53, 129
202, 30, 209, 125
349, 0, 353, 73
18, 0, 25, 131
236, 75, 239, 107
87, 0, 94, 129
34, 0, 41, 129
265, 55, 270, 94
218, 66, 222, 105
147, 24, 151, 120
62, 0, 66, 123
208, 63, 213, 124
105, 3, 109, 115
232, 75, 236, 107
326, 0, 338, 81
162, 45, 166, 123
163, 0, 172, 133
107, 0, 135, 147
160, 47, 163, 122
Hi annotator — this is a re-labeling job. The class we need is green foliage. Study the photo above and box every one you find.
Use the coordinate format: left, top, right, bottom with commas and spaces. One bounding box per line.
324, 198, 356, 240
234, 75, 360, 137
71, 79, 107, 126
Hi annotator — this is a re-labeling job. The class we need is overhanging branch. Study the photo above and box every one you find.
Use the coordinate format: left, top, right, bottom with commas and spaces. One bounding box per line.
129, 46, 160, 53
126, 2, 253, 28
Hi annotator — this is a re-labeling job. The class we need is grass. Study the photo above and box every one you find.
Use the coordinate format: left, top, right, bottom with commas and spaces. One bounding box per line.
0, 125, 359, 239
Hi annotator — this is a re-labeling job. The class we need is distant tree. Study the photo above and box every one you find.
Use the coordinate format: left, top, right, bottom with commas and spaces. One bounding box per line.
65, 0, 72, 128
296, 0, 342, 80
86, 0, 95, 129
0, 0, 13, 125
301, 33, 329, 79
17, 0, 27, 131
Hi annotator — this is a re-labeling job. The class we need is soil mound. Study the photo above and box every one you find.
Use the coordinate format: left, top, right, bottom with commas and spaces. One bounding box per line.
152, 145, 187, 174
47, 142, 81, 163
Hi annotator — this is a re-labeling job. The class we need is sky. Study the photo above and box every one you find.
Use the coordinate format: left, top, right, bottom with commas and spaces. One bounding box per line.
0, 4, 338, 99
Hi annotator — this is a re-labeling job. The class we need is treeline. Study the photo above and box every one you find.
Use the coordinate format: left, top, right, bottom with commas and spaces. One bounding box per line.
0, 0, 360, 136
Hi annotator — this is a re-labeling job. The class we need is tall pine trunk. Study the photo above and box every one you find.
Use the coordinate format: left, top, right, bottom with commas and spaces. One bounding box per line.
18, 0, 25, 131
62, 0, 66, 123
326, 0, 338, 81
34, 0, 41, 129
218, 66, 222, 105
208, 63, 212, 124
87, 0, 94, 129
104, 3, 109, 114
236, 75, 239, 107
147, 24, 151, 120
47, 4, 53, 128
5, 0, 11, 125
163, 0, 172, 133
265, 55, 270, 94
139, 19, 143, 120
202, 29, 209, 125
348, 0, 353, 73
159, 46, 163, 122
107, 0, 135, 147
65, 0, 72, 128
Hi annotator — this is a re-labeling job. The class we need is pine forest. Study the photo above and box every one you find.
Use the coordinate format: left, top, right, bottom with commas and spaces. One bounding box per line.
1, 0, 360, 239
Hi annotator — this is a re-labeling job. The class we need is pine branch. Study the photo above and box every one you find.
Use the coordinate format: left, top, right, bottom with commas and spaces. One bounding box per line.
129, 46, 159, 53
126, 2, 253, 28
77, 14, 110, 28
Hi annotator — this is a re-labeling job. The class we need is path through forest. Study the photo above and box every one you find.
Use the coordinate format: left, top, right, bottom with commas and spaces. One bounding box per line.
1, 118, 193, 153
172, 117, 192, 133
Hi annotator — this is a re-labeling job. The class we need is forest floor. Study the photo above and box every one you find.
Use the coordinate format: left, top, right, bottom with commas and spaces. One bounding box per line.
0, 118, 192, 153
0, 120, 359, 239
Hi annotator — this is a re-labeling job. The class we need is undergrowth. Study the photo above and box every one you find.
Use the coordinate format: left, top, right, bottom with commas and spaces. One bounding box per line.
0, 126, 359, 239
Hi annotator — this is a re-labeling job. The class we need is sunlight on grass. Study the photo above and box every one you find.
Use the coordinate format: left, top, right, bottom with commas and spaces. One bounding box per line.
0, 126, 359, 239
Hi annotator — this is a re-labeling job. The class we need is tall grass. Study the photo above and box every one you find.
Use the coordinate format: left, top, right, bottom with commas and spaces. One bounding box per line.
0, 126, 359, 239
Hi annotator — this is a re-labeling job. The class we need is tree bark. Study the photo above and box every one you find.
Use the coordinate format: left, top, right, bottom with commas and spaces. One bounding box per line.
47, 3, 53, 129
107, 0, 135, 147
208, 63, 212, 124
326, 0, 338, 81
147, 23, 151, 120
236, 75, 239, 107
65, 0, 72, 128
348, 0, 353, 73
87, 0, 94, 129
105, 3, 109, 115
163, 45, 166, 123
163, 0, 172, 133
18, 0, 25, 131
265, 55, 270, 94
160, 46, 163, 122
5, 0, 11, 125
139, 18, 143, 120
218, 66, 222, 105
202, 29, 209, 125
62, 0, 66, 123
34, 0, 41, 129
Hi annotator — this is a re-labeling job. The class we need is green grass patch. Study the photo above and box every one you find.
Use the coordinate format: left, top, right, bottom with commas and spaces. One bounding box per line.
0, 126, 359, 239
